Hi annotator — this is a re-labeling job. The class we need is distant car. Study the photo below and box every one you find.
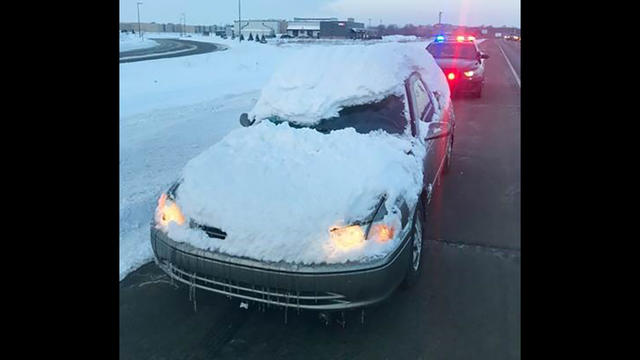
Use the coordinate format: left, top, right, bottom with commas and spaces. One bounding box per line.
504, 35, 520, 41
280, 34, 292, 39
426, 36, 489, 98
150, 44, 455, 313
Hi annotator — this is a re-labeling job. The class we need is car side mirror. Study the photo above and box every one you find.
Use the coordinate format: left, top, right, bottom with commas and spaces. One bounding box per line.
424, 121, 451, 141
239, 113, 254, 127
480, 53, 489, 59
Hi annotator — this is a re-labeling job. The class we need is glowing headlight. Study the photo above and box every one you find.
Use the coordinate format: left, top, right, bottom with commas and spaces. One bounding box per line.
155, 193, 186, 227
369, 223, 395, 243
329, 222, 396, 251
463, 70, 474, 77
329, 225, 365, 251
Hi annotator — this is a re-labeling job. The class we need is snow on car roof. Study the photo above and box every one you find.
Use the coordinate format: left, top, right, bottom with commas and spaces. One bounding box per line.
248, 42, 450, 125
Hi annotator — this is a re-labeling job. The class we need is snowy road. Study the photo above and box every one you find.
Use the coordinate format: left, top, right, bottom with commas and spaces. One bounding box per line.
120, 38, 520, 360
119, 38, 226, 63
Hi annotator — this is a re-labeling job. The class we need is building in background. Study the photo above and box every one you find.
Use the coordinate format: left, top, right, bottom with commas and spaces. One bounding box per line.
286, 17, 337, 38
119, 22, 226, 35
319, 19, 365, 39
234, 19, 286, 38
215, 25, 234, 38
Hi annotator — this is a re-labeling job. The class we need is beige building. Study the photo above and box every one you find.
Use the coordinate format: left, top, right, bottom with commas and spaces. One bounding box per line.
120, 22, 200, 34
234, 19, 287, 38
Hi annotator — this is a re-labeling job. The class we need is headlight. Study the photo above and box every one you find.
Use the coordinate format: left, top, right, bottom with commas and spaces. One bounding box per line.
155, 193, 186, 227
463, 70, 474, 77
369, 223, 395, 243
328, 194, 397, 251
329, 222, 395, 251
329, 225, 365, 251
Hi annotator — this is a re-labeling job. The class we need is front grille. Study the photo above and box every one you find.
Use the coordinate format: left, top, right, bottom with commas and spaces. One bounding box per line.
157, 259, 350, 310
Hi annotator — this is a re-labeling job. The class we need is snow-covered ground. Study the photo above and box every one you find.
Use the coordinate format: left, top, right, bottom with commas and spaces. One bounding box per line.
119, 34, 433, 280
120, 32, 159, 52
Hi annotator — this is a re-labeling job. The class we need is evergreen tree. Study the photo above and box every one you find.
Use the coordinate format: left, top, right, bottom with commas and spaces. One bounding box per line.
239, 33, 244, 41
248, 33, 254, 41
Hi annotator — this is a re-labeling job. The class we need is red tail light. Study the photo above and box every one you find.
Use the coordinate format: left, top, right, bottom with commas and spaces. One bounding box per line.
447, 72, 456, 80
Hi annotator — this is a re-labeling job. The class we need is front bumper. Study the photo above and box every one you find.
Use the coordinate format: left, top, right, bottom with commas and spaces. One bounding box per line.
448, 76, 483, 93
150, 225, 413, 311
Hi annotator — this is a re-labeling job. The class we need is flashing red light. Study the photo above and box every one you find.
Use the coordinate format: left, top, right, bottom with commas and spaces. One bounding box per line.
447, 72, 455, 80
467, 36, 476, 41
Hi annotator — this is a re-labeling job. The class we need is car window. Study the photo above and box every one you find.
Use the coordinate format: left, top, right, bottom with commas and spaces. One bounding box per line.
411, 77, 434, 123
427, 42, 477, 59
266, 95, 408, 135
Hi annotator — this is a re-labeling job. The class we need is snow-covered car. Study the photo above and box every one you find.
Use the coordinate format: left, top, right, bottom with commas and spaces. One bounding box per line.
150, 43, 455, 311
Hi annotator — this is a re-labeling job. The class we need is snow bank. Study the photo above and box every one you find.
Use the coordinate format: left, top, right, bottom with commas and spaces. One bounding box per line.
119, 32, 159, 52
382, 35, 419, 42
119, 39, 303, 118
249, 42, 449, 125
168, 121, 425, 264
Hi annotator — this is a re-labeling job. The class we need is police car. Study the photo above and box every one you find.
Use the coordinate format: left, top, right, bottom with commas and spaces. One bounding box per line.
426, 35, 489, 98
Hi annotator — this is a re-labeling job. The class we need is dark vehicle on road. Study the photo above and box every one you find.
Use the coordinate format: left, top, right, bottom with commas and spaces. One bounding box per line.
150, 44, 455, 314
427, 36, 489, 98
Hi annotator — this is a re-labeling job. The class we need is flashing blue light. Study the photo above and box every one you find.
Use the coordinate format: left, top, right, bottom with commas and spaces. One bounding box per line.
435, 35, 445, 42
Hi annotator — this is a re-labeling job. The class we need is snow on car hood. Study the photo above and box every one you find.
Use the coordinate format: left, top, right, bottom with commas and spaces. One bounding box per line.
166, 121, 425, 265
248, 42, 450, 125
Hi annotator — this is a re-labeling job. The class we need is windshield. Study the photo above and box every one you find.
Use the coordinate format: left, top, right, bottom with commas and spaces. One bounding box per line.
427, 42, 478, 59
266, 95, 408, 135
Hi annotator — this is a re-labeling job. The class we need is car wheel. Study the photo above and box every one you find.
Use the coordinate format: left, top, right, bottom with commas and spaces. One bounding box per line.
401, 200, 425, 289
442, 135, 454, 175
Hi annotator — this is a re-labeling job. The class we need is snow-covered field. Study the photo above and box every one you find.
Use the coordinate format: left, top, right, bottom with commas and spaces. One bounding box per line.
119, 34, 433, 280
120, 32, 159, 52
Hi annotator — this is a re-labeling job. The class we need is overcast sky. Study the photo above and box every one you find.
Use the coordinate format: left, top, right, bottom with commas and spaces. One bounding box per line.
120, 0, 520, 28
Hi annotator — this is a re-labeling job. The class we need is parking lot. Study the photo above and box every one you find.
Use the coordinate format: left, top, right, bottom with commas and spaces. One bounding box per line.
119, 38, 520, 360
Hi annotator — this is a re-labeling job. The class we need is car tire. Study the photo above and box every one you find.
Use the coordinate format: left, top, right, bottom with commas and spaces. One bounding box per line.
401, 198, 425, 289
442, 134, 454, 175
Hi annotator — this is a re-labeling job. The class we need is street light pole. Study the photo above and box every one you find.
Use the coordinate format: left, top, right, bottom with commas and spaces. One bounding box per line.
238, 0, 241, 42
137, 2, 143, 38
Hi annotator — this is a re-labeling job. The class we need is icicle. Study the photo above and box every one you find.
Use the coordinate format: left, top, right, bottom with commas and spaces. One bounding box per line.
319, 312, 330, 326
190, 272, 197, 312
337, 311, 346, 328
284, 293, 289, 324
169, 263, 175, 287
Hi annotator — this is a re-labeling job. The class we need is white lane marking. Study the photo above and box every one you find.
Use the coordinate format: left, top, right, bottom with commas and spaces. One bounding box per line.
497, 42, 521, 87
120, 45, 197, 61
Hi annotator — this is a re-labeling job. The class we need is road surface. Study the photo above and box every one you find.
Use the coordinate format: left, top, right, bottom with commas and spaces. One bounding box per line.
119, 38, 227, 63
119, 38, 520, 360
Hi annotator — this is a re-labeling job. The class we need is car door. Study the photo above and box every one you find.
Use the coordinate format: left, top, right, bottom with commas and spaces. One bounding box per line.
406, 73, 445, 202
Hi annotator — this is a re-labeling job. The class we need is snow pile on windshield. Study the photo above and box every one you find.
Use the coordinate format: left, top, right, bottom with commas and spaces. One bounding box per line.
166, 121, 425, 264
249, 42, 449, 125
